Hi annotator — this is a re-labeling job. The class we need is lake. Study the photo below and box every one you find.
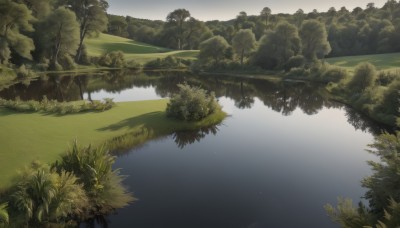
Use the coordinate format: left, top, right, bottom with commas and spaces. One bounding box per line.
0, 70, 384, 227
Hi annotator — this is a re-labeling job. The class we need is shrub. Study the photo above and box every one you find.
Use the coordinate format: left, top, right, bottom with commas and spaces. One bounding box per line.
55, 141, 134, 213
321, 66, 349, 83
284, 55, 305, 72
16, 64, 35, 78
59, 54, 76, 70
346, 62, 377, 93
0, 97, 115, 114
144, 56, 187, 69
166, 83, 220, 121
98, 51, 125, 68
376, 70, 398, 86
286, 67, 310, 78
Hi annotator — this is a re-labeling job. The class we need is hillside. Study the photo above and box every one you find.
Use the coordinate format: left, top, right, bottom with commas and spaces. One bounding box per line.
85, 33, 199, 64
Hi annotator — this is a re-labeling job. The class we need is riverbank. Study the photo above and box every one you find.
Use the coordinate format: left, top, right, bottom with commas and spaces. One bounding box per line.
0, 99, 226, 189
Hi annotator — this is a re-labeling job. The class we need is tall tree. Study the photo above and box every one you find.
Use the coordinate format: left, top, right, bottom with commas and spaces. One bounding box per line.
0, 0, 35, 64
260, 7, 272, 29
66, 0, 108, 63
299, 20, 331, 61
293, 9, 305, 28
43, 7, 80, 69
234, 11, 248, 30
232, 29, 256, 66
166, 8, 191, 50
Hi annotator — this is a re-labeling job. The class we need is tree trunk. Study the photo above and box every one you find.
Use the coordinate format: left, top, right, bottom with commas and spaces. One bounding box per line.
50, 24, 63, 69
240, 48, 244, 66
75, 18, 88, 63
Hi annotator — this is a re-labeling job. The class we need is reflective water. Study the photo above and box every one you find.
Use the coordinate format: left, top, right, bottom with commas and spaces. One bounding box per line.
0, 70, 385, 227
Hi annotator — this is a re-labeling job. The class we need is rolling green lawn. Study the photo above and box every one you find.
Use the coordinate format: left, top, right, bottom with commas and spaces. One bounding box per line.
326, 52, 400, 71
0, 99, 225, 189
85, 33, 199, 64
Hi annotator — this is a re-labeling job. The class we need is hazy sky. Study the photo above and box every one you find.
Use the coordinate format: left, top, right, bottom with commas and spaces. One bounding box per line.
108, 0, 387, 21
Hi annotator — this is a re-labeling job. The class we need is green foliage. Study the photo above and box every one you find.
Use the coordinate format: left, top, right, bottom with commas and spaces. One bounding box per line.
66, 0, 108, 62
59, 55, 77, 70
326, 131, 400, 227
11, 162, 87, 225
16, 64, 36, 79
377, 70, 398, 86
0, 97, 115, 114
232, 29, 257, 65
0, 0, 35, 63
372, 79, 400, 125
253, 22, 301, 70
166, 83, 220, 121
98, 51, 126, 68
321, 66, 349, 83
0, 203, 8, 225
299, 20, 331, 61
284, 55, 305, 72
43, 7, 80, 70
346, 62, 377, 93
166, 8, 191, 50
0, 38, 11, 65
325, 197, 372, 228
55, 141, 134, 213
199, 36, 230, 66
144, 56, 188, 69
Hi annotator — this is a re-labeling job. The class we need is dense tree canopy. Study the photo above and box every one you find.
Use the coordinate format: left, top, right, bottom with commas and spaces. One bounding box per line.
253, 22, 301, 70
199, 36, 230, 65
0, 0, 35, 64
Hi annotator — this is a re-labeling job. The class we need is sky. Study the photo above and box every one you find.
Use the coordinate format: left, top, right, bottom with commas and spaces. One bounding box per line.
108, 0, 387, 21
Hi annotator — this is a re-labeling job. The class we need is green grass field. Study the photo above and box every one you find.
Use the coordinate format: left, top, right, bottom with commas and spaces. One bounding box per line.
0, 100, 225, 189
326, 52, 400, 71
85, 33, 199, 64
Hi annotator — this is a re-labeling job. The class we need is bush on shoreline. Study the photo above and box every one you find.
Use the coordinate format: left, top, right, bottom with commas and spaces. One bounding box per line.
0, 97, 115, 114
166, 83, 220, 121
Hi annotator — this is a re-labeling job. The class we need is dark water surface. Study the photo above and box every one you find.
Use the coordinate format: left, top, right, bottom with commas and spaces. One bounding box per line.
1, 71, 383, 227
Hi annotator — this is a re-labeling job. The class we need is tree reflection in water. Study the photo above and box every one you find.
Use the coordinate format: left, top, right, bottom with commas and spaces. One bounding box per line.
172, 124, 220, 149
0, 69, 389, 134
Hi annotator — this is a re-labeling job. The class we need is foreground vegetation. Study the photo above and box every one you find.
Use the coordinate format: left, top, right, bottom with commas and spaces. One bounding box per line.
0, 141, 133, 226
325, 122, 400, 227
0, 99, 226, 188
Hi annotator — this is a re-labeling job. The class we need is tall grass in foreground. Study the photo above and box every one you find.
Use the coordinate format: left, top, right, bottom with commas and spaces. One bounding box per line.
0, 141, 134, 226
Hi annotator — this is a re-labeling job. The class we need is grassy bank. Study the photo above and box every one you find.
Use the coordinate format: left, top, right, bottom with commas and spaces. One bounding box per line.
0, 99, 226, 189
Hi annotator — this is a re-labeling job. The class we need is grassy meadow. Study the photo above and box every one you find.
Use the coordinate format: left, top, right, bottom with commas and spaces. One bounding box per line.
0, 99, 226, 188
326, 52, 400, 72
85, 33, 199, 64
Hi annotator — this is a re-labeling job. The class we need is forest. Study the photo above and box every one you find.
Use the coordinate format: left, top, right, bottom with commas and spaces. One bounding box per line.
1, 0, 400, 71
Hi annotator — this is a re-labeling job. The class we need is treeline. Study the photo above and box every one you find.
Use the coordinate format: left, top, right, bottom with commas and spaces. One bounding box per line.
0, 0, 108, 71
108, 9, 212, 50
107, 1, 400, 57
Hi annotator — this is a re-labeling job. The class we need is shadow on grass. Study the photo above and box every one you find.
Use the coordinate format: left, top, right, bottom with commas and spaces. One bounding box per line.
0, 108, 25, 116
97, 111, 165, 132
98, 110, 226, 154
